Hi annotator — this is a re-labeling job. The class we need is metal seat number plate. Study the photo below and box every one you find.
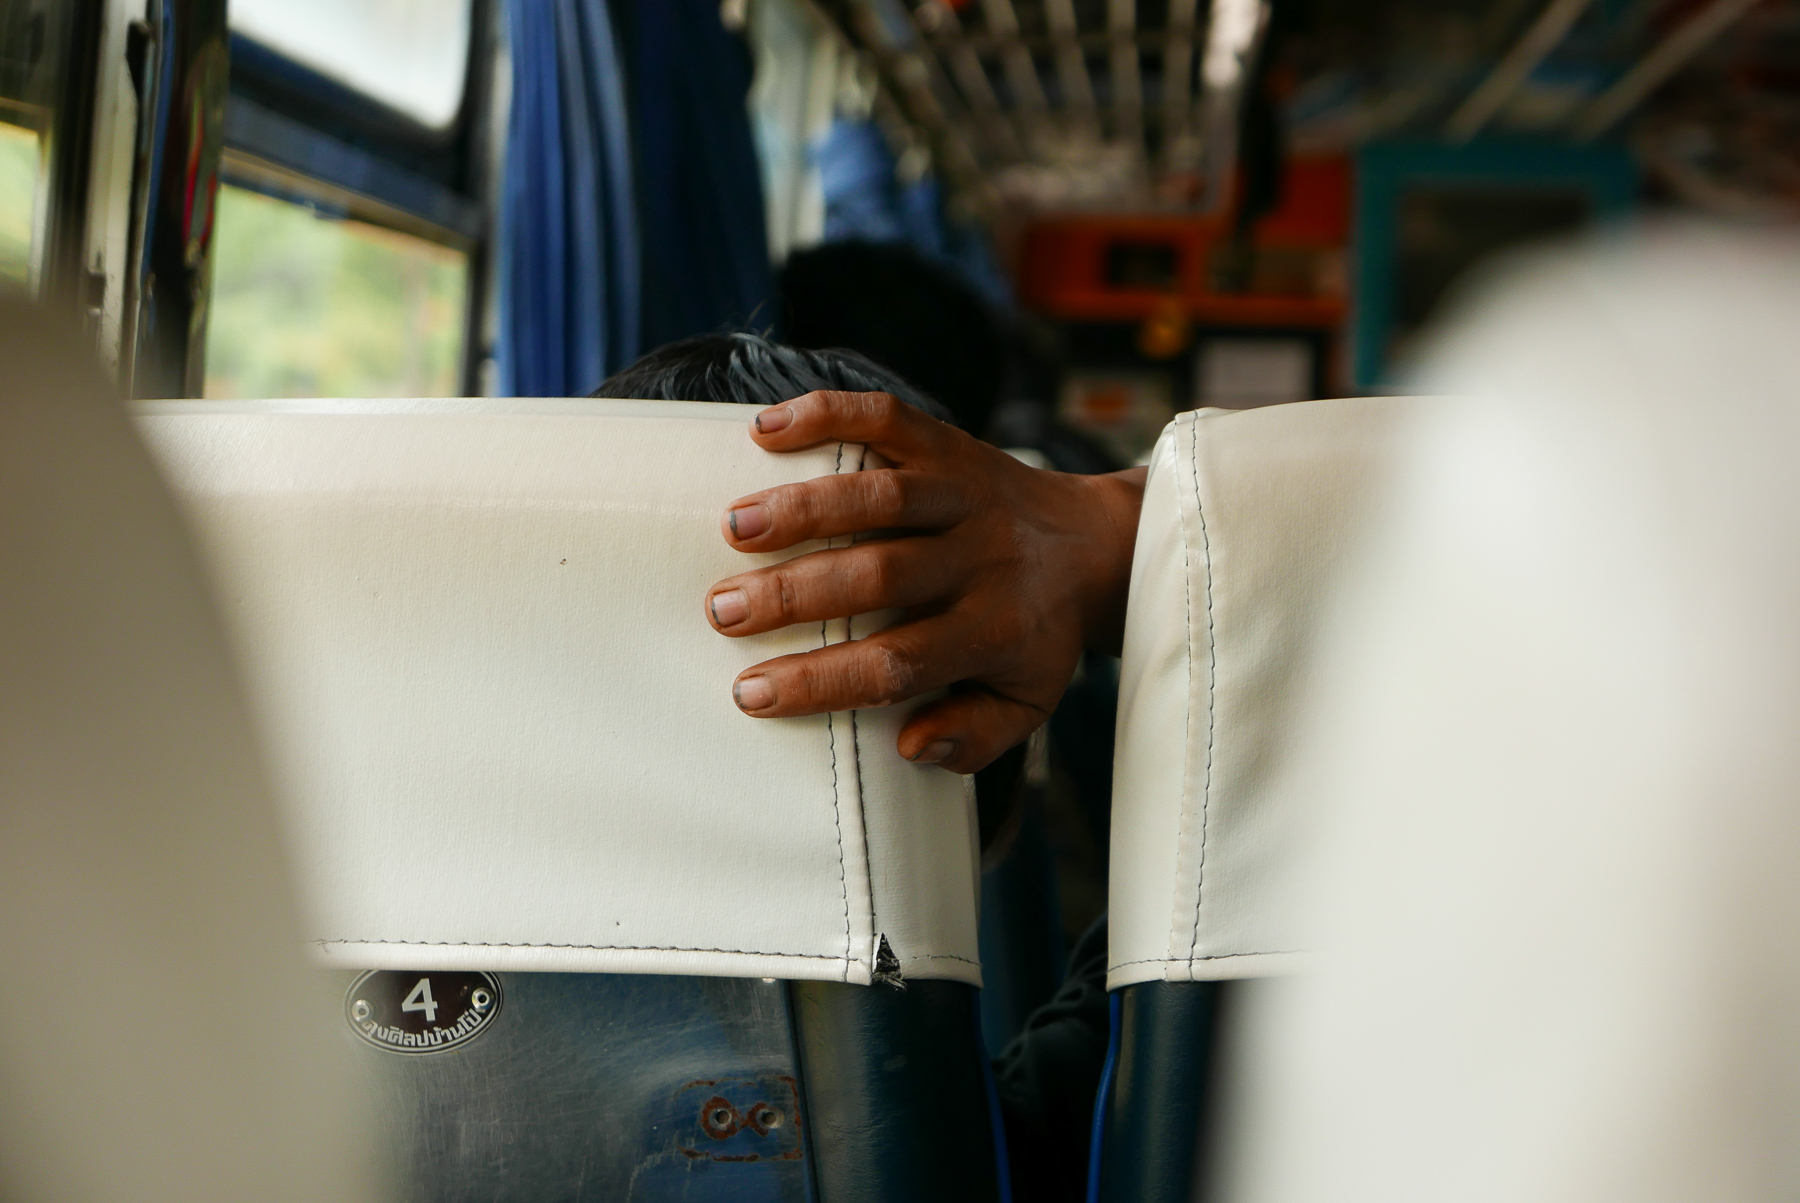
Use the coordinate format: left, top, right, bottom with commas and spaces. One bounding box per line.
345, 970, 502, 1055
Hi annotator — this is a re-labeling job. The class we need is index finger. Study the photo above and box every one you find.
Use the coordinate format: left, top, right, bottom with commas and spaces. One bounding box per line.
747, 390, 959, 466
720, 469, 971, 553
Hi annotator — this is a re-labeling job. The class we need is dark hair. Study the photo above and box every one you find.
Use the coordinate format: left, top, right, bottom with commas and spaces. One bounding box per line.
777, 241, 1003, 435
591, 331, 955, 425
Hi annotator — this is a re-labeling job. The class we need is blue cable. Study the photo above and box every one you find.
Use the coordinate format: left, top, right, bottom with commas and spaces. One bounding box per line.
975, 990, 1015, 1203
1085, 991, 1123, 1203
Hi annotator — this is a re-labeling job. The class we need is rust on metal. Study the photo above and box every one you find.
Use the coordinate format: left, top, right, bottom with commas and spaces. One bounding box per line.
674, 1073, 808, 1164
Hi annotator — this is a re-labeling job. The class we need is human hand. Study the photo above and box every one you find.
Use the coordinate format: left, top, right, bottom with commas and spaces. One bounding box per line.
704, 391, 1145, 774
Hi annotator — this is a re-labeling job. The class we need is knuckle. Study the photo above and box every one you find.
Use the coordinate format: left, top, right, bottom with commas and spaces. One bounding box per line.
866, 643, 921, 705
862, 470, 909, 522
806, 389, 861, 420
784, 657, 825, 711
850, 546, 896, 603
928, 475, 971, 523
787, 480, 826, 534
773, 571, 801, 623
855, 390, 903, 430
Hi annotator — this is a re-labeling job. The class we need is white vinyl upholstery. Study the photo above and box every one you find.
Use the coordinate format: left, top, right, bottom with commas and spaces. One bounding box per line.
1107, 397, 1419, 989
2, 302, 380, 1203
136, 398, 980, 987
1218, 225, 1800, 1203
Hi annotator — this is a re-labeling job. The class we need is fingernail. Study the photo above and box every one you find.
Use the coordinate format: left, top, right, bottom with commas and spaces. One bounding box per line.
734, 675, 775, 711
710, 588, 749, 627
909, 739, 958, 765
754, 406, 793, 434
727, 503, 769, 540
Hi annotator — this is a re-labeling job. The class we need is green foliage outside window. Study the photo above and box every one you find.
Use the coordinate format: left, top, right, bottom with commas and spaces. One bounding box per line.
0, 121, 38, 289
205, 183, 468, 399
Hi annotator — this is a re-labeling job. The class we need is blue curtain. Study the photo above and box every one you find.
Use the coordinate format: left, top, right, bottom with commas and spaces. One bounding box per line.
813, 120, 913, 245
497, 0, 639, 396
629, 0, 774, 345
814, 119, 1012, 308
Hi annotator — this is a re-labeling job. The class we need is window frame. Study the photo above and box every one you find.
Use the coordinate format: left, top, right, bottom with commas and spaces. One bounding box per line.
0, 0, 105, 305
220, 0, 500, 396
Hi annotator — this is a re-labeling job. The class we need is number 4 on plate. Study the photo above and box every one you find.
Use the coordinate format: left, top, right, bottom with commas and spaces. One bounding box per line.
401, 977, 438, 1023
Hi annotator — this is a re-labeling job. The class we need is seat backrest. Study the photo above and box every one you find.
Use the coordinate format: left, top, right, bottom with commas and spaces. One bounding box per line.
136, 397, 1003, 1203
1094, 396, 1423, 1203
136, 398, 980, 988
1108, 396, 1421, 990
1215, 226, 1800, 1203
0, 303, 379, 1201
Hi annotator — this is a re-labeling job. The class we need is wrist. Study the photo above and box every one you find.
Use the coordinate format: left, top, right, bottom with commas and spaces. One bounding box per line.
1069, 466, 1146, 657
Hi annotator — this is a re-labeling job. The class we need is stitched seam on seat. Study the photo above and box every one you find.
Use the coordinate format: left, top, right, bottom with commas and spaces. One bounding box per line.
906, 953, 982, 966
827, 440, 851, 981
313, 939, 850, 959
1109, 951, 1300, 969
826, 708, 847, 983
1164, 417, 1198, 976
849, 443, 879, 975
1188, 416, 1218, 969
852, 709, 876, 969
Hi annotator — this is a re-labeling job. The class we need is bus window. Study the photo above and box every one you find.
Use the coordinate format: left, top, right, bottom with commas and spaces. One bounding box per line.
0, 118, 33, 287
1, 0, 83, 298
204, 0, 494, 399
203, 183, 468, 400
229, 0, 472, 130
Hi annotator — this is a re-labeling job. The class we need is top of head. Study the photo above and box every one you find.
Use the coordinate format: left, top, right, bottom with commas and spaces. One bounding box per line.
136, 397, 980, 987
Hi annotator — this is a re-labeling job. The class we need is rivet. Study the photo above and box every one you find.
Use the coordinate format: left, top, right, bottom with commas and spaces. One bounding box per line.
351, 999, 372, 1023
471, 989, 492, 1012
700, 1095, 740, 1140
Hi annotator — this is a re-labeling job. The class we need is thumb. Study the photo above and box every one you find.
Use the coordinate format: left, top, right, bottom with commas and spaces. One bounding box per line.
897, 686, 1053, 775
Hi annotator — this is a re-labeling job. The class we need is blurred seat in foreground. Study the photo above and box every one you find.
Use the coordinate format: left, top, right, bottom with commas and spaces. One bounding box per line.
0, 294, 383, 1202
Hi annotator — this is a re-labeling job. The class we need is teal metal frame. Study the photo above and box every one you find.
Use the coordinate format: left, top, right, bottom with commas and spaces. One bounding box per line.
1352, 139, 1638, 389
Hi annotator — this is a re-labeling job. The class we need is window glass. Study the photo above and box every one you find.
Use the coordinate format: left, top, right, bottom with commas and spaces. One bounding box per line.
230, 0, 472, 129
2, 0, 76, 295
0, 118, 36, 287
204, 184, 468, 399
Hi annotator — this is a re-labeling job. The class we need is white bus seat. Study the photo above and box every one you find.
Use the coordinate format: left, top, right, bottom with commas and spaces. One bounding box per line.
135, 397, 981, 987
1218, 226, 1800, 1203
1108, 396, 1420, 990
0, 299, 380, 1202
134, 397, 1002, 1203
1094, 396, 1423, 1202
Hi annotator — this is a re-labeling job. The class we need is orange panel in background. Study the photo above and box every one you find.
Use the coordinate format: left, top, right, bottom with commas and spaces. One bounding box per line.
1015, 155, 1352, 330
1256, 155, 1352, 244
